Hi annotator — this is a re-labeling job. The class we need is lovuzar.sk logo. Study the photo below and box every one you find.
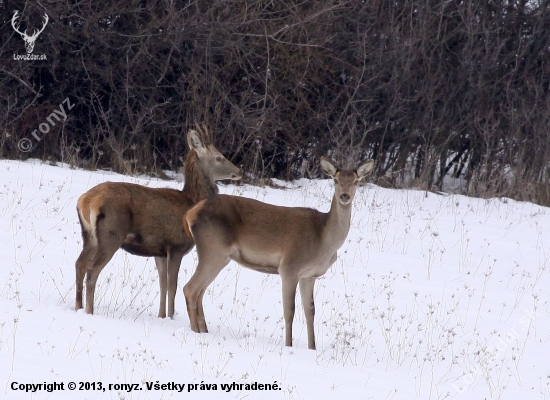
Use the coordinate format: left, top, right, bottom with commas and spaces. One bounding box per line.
12, 11, 49, 60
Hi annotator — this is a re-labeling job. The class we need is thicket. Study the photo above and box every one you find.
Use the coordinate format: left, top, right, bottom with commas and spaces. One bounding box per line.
1, 0, 549, 203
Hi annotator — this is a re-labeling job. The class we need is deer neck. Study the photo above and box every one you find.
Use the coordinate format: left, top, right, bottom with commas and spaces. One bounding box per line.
182, 150, 219, 203
323, 196, 352, 250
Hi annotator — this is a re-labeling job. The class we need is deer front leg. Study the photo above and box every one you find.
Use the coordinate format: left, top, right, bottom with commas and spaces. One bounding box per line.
281, 274, 299, 347
299, 276, 317, 350
154, 257, 168, 318
165, 245, 192, 319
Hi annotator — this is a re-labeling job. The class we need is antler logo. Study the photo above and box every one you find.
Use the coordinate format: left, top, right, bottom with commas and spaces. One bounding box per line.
11, 11, 49, 54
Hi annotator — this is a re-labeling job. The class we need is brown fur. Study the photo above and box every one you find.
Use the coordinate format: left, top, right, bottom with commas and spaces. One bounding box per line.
75, 128, 241, 318
183, 157, 375, 350
183, 209, 196, 240
182, 150, 218, 203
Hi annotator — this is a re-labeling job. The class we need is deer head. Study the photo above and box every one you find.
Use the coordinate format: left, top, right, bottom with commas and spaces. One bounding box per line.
12, 11, 49, 54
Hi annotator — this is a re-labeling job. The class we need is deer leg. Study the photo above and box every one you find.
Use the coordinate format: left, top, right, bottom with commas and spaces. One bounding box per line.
299, 277, 317, 350
281, 273, 300, 347
154, 257, 168, 318
194, 269, 225, 333
183, 254, 229, 333
84, 237, 122, 315
75, 242, 97, 310
84, 251, 117, 315
196, 286, 209, 333
166, 245, 191, 319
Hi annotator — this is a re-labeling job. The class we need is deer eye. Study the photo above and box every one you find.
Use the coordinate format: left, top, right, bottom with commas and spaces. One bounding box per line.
353, 179, 359, 185
216, 156, 223, 162
333, 178, 339, 184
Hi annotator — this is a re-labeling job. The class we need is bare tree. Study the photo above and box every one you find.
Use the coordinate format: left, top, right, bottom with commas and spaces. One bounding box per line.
1, 0, 549, 204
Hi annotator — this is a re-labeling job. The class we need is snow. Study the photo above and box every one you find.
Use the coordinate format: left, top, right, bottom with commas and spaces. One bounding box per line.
0, 159, 549, 399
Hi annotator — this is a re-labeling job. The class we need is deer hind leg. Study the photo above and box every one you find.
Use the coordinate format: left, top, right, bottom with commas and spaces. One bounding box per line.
84, 218, 127, 314
196, 286, 210, 333
183, 252, 230, 333
281, 272, 300, 347
299, 277, 317, 350
84, 238, 122, 314
75, 239, 98, 310
154, 257, 168, 318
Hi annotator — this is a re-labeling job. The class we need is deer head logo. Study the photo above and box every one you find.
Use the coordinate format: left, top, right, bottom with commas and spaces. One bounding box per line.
11, 11, 49, 54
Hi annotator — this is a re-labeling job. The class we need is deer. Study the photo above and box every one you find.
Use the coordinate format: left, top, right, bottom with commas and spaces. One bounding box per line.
75, 126, 242, 318
183, 157, 375, 350
11, 11, 49, 54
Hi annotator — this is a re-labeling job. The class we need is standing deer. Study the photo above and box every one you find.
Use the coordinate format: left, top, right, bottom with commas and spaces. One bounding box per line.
183, 157, 374, 350
75, 127, 241, 318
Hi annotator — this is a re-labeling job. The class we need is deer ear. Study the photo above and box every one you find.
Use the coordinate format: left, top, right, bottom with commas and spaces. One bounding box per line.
357, 160, 375, 180
320, 157, 337, 178
187, 130, 207, 156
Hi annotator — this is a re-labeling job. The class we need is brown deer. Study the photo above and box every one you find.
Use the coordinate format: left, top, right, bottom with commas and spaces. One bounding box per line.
75, 127, 241, 318
183, 157, 374, 350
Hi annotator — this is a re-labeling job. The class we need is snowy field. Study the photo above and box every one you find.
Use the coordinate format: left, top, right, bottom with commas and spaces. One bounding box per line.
0, 159, 549, 400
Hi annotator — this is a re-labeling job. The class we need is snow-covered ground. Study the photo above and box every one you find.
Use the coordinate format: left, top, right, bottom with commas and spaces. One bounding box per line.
0, 159, 549, 399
